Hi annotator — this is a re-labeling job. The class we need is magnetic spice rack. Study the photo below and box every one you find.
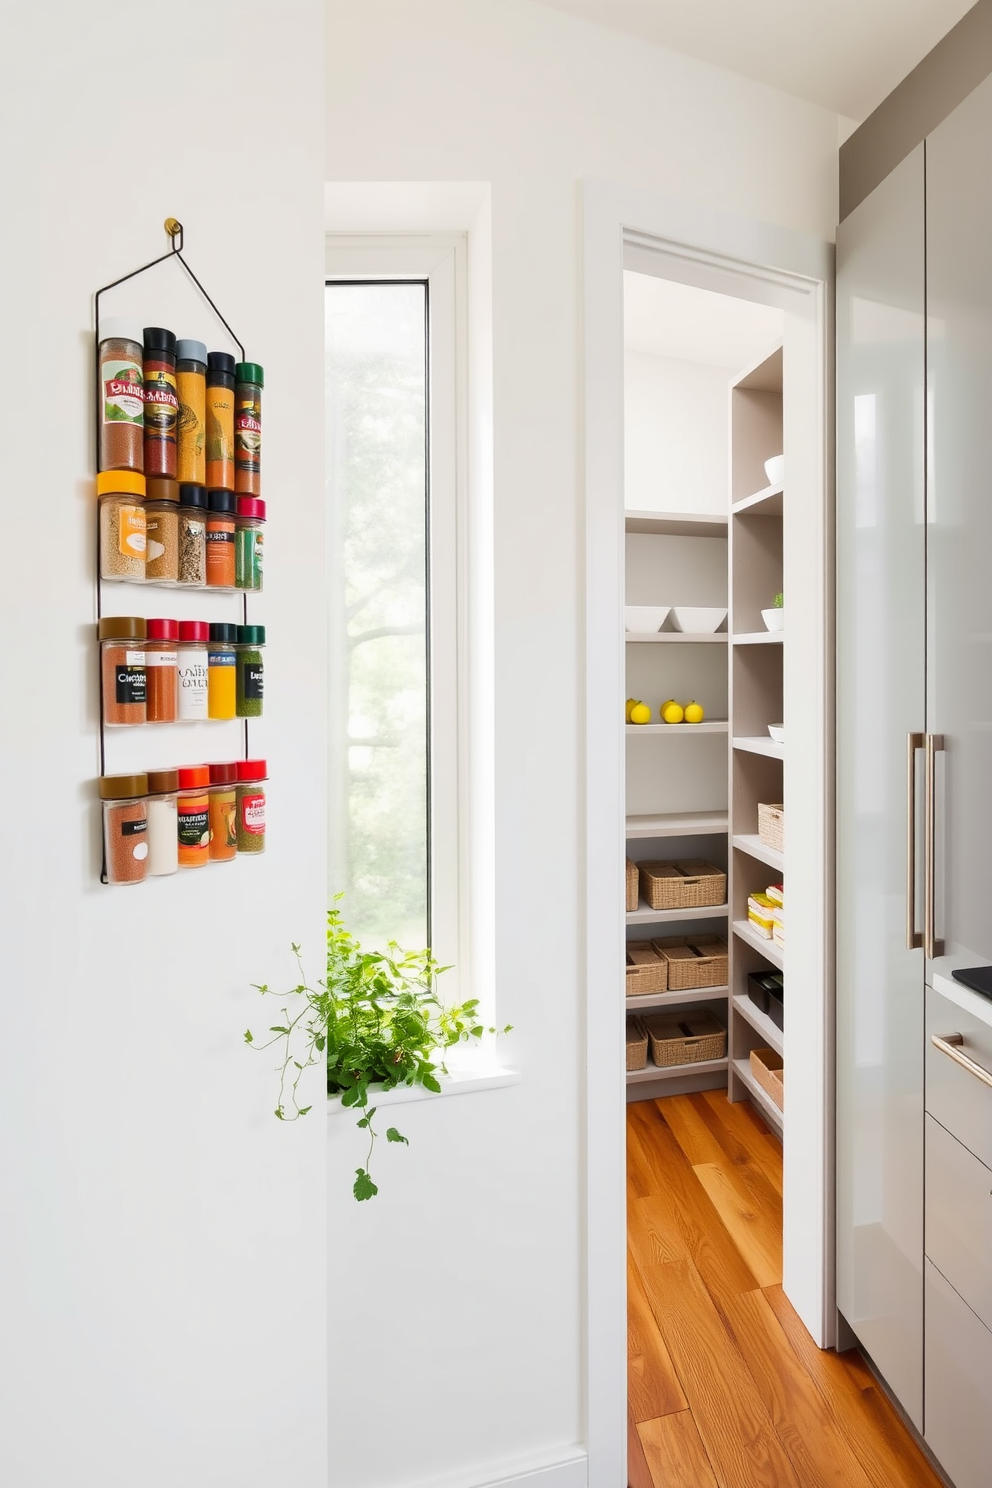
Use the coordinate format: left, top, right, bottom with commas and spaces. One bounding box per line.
95, 218, 259, 883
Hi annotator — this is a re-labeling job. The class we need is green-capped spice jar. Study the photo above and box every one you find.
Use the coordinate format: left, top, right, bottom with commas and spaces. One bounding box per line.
235, 625, 264, 718
236, 760, 267, 854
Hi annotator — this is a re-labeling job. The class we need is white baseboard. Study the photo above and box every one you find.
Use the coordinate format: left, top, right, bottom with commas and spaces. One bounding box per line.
391, 1445, 588, 1488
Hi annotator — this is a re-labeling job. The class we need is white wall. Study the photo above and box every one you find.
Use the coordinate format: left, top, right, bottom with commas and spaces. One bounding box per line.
0, 5, 327, 1486
624, 352, 732, 515
325, 3, 840, 1485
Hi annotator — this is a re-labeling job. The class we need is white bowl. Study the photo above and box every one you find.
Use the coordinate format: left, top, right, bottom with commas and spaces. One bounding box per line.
761, 607, 784, 632
670, 606, 727, 634
764, 454, 784, 486
767, 724, 785, 744
624, 605, 670, 633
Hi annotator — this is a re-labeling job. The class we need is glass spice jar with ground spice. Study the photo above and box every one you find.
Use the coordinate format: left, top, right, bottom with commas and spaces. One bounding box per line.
144, 618, 178, 723
177, 766, 211, 868
145, 768, 179, 877
99, 616, 147, 727
235, 625, 264, 718
236, 759, 267, 854
99, 773, 149, 885
207, 623, 237, 720
98, 316, 144, 473
144, 477, 180, 584
208, 762, 238, 863
234, 362, 263, 495
205, 491, 237, 588
235, 497, 265, 591
177, 620, 209, 722
98, 470, 147, 582
176, 338, 207, 485
206, 351, 236, 490
143, 328, 178, 478
177, 484, 207, 586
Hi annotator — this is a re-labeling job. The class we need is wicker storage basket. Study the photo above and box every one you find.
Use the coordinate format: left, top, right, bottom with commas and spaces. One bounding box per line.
642, 1010, 726, 1068
625, 857, 639, 913
625, 941, 668, 996
638, 859, 726, 910
750, 1047, 784, 1110
652, 935, 729, 990
626, 1017, 649, 1071
757, 803, 785, 854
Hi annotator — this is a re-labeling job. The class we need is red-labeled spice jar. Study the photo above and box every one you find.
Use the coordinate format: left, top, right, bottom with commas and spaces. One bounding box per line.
143, 328, 179, 478
98, 316, 144, 473
206, 490, 237, 588
177, 765, 211, 868
235, 759, 267, 854
208, 761, 238, 863
145, 618, 178, 723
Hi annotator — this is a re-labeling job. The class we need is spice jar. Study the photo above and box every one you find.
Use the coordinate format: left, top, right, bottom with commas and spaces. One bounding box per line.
206, 351, 235, 490
99, 616, 147, 727
98, 316, 144, 473
143, 328, 178, 479
235, 497, 265, 591
99, 773, 149, 885
177, 765, 211, 868
207, 623, 237, 720
177, 620, 209, 722
236, 759, 267, 854
236, 625, 265, 718
98, 470, 146, 583
234, 362, 263, 495
144, 477, 180, 584
145, 618, 178, 723
176, 338, 207, 485
205, 491, 237, 589
146, 768, 179, 877
177, 484, 207, 587
208, 762, 238, 863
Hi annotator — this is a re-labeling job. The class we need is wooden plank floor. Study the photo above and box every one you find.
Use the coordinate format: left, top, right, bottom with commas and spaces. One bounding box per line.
627, 1092, 944, 1488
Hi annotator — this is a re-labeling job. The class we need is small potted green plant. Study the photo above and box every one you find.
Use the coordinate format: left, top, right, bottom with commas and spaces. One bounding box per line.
245, 904, 509, 1200
761, 591, 784, 632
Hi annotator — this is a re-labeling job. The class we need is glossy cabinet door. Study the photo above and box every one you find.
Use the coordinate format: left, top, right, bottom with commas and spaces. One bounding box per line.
836, 145, 926, 1430
925, 74, 992, 972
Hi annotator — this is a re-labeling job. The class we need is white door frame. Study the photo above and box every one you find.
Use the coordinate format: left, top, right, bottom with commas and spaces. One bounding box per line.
581, 178, 834, 1486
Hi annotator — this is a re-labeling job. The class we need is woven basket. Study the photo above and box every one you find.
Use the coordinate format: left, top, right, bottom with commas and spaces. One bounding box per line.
652, 935, 729, 990
626, 941, 668, 996
750, 1047, 784, 1110
642, 1010, 726, 1068
625, 857, 639, 913
638, 860, 726, 910
626, 1017, 649, 1071
757, 803, 785, 854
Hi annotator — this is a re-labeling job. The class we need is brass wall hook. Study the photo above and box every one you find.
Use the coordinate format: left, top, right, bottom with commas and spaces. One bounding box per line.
164, 217, 183, 249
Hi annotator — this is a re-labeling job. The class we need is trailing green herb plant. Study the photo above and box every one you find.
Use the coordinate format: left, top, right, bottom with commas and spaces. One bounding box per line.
245, 904, 509, 1201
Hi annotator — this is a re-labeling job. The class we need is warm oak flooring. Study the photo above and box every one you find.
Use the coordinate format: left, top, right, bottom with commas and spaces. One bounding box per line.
627, 1092, 944, 1488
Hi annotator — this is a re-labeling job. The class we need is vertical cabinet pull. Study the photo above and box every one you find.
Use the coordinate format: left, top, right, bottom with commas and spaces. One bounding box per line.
925, 733, 945, 960
907, 733, 923, 949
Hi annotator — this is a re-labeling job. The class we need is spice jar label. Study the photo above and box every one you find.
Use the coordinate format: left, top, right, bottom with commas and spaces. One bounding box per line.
178, 660, 208, 720
144, 370, 179, 433
145, 649, 176, 668
241, 792, 265, 834
103, 360, 144, 425
117, 505, 146, 558
235, 407, 262, 473
115, 654, 147, 705
243, 664, 264, 700
177, 807, 209, 847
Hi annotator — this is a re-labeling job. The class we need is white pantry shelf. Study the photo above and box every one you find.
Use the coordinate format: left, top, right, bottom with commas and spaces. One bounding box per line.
627, 721, 729, 736
732, 833, 784, 873
733, 919, 784, 970
626, 810, 728, 839
732, 1057, 784, 1132
732, 993, 784, 1057
732, 631, 783, 646
626, 985, 729, 1013
733, 735, 784, 760
626, 632, 728, 644
624, 510, 728, 538
628, 901, 730, 927
627, 1056, 729, 1086
732, 484, 783, 516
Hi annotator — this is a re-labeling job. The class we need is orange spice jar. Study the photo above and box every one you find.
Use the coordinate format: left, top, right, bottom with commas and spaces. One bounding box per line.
177, 766, 210, 869
144, 618, 178, 723
208, 762, 238, 863
205, 491, 236, 588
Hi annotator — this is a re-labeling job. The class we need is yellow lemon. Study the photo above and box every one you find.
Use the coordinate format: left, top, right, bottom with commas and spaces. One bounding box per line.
661, 700, 684, 725
629, 702, 651, 725
683, 701, 705, 724
625, 697, 637, 722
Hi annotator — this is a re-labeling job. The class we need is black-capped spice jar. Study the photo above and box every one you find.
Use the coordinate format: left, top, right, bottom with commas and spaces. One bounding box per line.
206, 491, 236, 589
234, 362, 263, 495
99, 773, 149, 885
98, 316, 144, 473
143, 328, 178, 478
206, 351, 235, 491
177, 484, 207, 587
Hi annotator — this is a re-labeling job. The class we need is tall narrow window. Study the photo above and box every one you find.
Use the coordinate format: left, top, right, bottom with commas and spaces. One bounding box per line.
325, 282, 429, 951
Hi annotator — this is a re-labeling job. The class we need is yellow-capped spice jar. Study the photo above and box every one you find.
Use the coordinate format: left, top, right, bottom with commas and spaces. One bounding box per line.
98, 470, 146, 582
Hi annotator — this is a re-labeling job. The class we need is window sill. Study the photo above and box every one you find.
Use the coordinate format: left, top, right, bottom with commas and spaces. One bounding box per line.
326, 1064, 521, 1116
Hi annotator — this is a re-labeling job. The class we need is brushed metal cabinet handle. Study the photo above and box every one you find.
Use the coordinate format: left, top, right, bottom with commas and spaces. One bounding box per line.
925, 734, 945, 960
932, 1032, 992, 1091
907, 732, 923, 949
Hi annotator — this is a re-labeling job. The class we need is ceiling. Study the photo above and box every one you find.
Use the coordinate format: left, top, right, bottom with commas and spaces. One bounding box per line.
624, 272, 783, 368
532, 0, 974, 120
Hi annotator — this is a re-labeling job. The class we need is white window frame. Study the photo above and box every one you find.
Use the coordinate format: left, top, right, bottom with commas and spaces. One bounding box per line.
325, 235, 472, 1010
